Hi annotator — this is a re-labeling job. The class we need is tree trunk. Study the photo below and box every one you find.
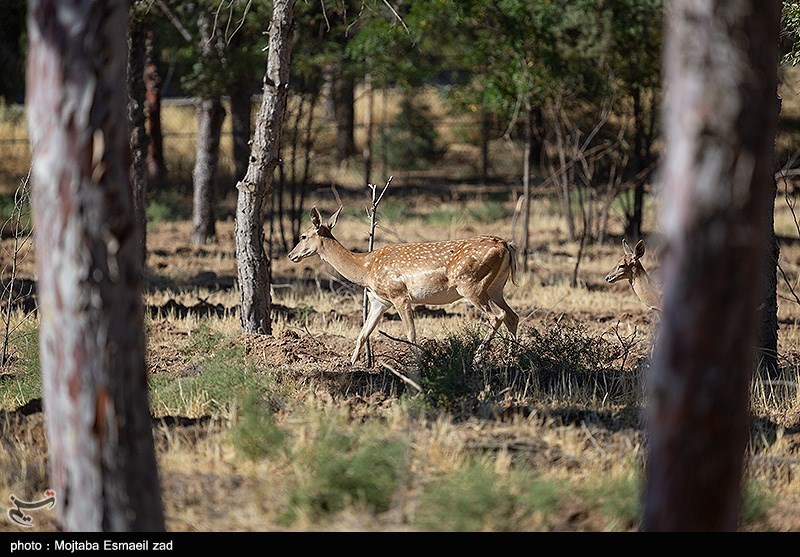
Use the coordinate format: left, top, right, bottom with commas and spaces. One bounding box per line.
144, 30, 165, 183
480, 110, 490, 184
191, 11, 226, 245
333, 64, 356, 164
758, 95, 782, 380
26, 0, 164, 531
625, 88, 646, 242
127, 14, 148, 268
521, 100, 533, 272
192, 97, 225, 244
230, 73, 253, 182
364, 75, 374, 187
644, 0, 780, 531
235, 0, 296, 334
759, 226, 779, 377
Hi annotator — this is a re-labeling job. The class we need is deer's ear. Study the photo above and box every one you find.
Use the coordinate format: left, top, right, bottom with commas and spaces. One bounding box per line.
310, 207, 322, 229
622, 239, 632, 255
327, 206, 343, 229
634, 239, 645, 259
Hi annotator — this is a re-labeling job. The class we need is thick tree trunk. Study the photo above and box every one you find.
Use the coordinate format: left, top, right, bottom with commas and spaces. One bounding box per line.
145, 30, 166, 183
26, 0, 164, 531
644, 0, 780, 531
235, 0, 296, 334
128, 15, 148, 268
192, 98, 225, 244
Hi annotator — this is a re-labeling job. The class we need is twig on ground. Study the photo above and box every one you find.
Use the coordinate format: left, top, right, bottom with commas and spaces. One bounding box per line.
381, 362, 423, 394
378, 328, 421, 350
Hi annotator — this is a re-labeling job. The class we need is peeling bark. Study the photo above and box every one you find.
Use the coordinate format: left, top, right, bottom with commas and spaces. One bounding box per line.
128, 14, 148, 267
26, 0, 164, 531
192, 98, 225, 244
235, 0, 296, 334
645, 0, 780, 531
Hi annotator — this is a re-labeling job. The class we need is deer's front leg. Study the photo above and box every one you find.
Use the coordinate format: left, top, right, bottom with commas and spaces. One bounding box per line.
351, 291, 390, 365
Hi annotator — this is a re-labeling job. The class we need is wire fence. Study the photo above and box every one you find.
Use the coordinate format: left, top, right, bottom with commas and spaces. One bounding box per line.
0, 92, 527, 197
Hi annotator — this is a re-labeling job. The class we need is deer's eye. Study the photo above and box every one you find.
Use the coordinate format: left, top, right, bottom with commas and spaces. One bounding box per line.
301, 234, 307, 240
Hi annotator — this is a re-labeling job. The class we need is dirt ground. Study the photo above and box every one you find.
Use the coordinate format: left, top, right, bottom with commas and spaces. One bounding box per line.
2, 185, 800, 532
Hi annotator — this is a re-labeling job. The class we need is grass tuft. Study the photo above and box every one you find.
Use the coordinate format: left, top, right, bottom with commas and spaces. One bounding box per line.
284, 418, 407, 523
414, 458, 562, 531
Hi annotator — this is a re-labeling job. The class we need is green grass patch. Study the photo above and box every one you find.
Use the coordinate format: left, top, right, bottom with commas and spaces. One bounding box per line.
741, 479, 776, 527
229, 384, 286, 460
0, 319, 41, 410
581, 467, 642, 530
150, 321, 265, 416
467, 200, 509, 223
284, 419, 407, 523
414, 459, 563, 531
425, 206, 463, 226
413, 323, 635, 414
378, 198, 410, 223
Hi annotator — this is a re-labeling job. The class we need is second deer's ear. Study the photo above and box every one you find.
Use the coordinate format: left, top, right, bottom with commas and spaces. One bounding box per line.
310, 207, 322, 229
634, 239, 645, 259
623, 238, 632, 255
327, 206, 343, 229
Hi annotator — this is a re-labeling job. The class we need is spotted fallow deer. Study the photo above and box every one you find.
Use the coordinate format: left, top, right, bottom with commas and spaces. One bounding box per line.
604, 239, 662, 313
288, 206, 519, 365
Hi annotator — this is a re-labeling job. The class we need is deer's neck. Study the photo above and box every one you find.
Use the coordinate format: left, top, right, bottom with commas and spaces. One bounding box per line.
318, 236, 370, 286
631, 265, 661, 312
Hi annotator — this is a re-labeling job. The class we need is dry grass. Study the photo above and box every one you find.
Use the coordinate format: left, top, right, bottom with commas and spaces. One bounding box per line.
1, 185, 799, 532
2, 77, 800, 532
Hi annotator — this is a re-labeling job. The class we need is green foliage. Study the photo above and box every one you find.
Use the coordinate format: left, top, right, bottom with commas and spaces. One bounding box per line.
285, 421, 407, 522
0, 192, 31, 223
515, 324, 621, 378
379, 97, 444, 170
150, 323, 262, 415
741, 480, 776, 526
377, 198, 410, 223
425, 206, 462, 226
582, 468, 643, 530
0, 321, 40, 409
290, 304, 314, 325
467, 200, 509, 223
417, 328, 484, 411
414, 323, 632, 414
154, 1, 268, 98
414, 460, 562, 531
784, 1, 800, 66
0, 99, 25, 125
230, 385, 286, 461
146, 201, 180, 224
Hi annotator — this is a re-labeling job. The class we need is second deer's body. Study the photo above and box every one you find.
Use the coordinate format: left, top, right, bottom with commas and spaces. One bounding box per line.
288, 207, 519, 364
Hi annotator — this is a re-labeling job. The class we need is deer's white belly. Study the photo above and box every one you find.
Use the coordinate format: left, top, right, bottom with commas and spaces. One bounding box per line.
398, 267, 461, 305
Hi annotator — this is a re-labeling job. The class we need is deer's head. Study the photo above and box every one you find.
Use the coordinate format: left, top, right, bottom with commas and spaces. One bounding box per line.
605, 239, 646, 284
287, 206, 343, 263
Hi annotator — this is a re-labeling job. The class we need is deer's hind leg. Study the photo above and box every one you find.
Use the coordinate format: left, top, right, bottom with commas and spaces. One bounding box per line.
392, 296, 417, 344
488, 279, 518, 337
456, 285, 506, 341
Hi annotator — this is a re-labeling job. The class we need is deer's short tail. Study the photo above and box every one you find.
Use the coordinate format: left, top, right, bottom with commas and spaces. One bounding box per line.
505, 240, 519, 286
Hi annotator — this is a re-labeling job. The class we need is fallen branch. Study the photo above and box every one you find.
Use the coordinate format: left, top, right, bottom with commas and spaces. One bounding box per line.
381, 362, 423, 394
